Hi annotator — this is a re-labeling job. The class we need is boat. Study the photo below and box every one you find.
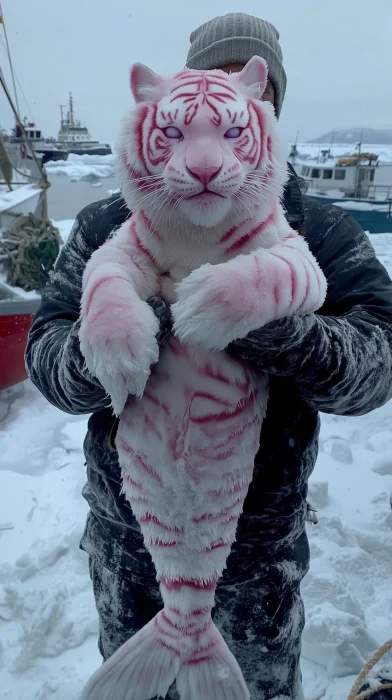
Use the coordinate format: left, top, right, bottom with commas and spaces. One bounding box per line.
0, 133, 48, 389
0, 22, 51, 391
289, 144, 392, 234
56, 93, 112, 156
0, 286, 40, 389
3, 120, 69, 165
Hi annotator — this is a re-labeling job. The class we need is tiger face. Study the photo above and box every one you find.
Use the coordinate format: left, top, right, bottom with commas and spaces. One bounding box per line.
119, 56, 287, 228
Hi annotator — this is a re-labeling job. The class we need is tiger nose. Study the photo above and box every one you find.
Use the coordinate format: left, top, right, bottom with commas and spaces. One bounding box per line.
186, 165, 222, 185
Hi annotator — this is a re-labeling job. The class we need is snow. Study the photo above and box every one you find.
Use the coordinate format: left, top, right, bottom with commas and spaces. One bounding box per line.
0, 184, 42, 212
45, 153, 116, 183
332, 201, 391, 212
292, 143, 392, 165
1, 227, 392, 699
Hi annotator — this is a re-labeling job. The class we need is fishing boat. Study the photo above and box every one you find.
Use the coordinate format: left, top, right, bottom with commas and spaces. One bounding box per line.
289, 145, 392, 234
0, 140, 45, 389
0, 134, 47, 389
57, 93, 112, 156
0, 13, 50, 391
3, 119, 69, 164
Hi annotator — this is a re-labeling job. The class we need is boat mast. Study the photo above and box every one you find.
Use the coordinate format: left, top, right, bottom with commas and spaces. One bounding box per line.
354, 128, 364, 198
59, 104, 66, 130
69, 92, 74, 125
0, 1, 20, 117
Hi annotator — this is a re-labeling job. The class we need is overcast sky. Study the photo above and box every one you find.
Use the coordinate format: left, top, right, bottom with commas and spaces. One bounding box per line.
1, 0, 391, 144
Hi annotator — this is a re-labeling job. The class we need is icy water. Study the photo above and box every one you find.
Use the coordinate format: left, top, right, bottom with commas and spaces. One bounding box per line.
47, 174, 118, 220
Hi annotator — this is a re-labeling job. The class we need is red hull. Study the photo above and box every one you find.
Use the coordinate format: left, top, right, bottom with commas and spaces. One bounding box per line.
0, 313, 35, 390
0, 293, 40, 390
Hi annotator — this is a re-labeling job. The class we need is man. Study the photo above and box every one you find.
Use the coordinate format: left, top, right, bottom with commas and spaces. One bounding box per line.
25, 13, 392, 700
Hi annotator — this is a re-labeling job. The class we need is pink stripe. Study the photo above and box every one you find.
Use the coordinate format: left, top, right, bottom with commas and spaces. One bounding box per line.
140, 513, 184, 534
139, 209, 164, 242
191, 393, 254, 424
135, 104, 149, 174
118, 438, 163, 485
193, 498, 242, 524
143, 391, 170, 415
219, 224, 240, 244
160, 577, 217, 592
225, 205, 276, 255
85, 275, 129, 315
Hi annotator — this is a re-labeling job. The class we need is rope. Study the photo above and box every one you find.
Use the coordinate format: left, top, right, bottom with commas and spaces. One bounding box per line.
348, 639, 392, 699
0, 213, 62, 291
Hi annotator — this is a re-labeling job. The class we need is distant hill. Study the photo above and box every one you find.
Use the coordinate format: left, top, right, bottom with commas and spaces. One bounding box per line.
308, 127, 392, 145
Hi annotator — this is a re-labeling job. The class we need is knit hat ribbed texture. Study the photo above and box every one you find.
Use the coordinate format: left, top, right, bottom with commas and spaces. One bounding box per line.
186, 13, 287, 117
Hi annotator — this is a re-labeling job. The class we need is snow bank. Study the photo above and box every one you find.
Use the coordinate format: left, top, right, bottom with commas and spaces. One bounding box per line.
0, 233, 392, 699
45, 153, 116, 183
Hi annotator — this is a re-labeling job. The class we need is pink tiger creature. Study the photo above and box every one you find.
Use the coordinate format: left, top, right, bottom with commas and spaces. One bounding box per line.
79, 56, 327, 700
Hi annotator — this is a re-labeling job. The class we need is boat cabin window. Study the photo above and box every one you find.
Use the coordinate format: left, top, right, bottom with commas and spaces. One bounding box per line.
334, 169, 346, 180
301, 166, 307, 175
370, 169, 375, 182
322, 169, 333, 179
311, 168, 320, 178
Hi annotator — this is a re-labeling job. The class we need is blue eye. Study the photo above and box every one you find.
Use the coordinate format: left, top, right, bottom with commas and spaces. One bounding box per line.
224, 127, 243, 138
163, 126, 183, 139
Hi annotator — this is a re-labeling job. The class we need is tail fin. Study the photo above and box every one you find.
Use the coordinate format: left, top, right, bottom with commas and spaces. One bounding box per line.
176, 621, 250, 700
80, 614, 180, 700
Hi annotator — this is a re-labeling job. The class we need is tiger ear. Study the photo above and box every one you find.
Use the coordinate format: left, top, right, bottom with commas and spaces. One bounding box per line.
234, 56, 268, 98
130, 63, 164, 103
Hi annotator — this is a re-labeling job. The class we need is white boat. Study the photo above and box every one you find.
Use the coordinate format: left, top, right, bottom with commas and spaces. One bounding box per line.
3, 119, 69, 164
289, 146, 392, 233
57, 93, 112, 156
0, 138, 48, 230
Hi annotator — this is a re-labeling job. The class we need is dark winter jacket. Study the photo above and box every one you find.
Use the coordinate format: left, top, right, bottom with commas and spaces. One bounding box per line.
25, 170, 392, 585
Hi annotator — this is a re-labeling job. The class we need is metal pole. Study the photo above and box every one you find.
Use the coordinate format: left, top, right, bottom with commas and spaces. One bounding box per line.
0, 1, 20, 116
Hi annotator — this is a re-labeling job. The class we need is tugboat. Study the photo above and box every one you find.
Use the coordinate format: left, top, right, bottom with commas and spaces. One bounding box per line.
57, 93, 112, 156
4, 119, 69, 164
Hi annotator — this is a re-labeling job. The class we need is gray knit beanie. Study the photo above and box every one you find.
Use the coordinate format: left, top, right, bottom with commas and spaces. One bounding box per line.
186, 13, 287, 118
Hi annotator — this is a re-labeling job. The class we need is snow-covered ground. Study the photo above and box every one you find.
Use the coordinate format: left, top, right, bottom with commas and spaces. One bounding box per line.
1, 221, 392, 699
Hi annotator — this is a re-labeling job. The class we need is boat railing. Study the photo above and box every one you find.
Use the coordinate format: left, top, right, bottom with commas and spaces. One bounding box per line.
302, 178, 392, 203
364, 184, 392, 201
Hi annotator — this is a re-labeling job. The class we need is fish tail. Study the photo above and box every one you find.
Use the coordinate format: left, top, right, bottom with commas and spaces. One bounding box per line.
80, 612, 180, 700
176, 619, 250, 700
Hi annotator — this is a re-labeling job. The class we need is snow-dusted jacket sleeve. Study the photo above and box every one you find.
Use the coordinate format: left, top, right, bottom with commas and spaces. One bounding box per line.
25, 212, 112, 415
229, 205, 392, 416
25, 205, 171, 416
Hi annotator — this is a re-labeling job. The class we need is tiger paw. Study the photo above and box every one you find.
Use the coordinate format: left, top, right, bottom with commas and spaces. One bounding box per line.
79, 297, 159, 414
172, 262, 251, 351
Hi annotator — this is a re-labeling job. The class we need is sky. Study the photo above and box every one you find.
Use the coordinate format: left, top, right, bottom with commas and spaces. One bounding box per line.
1, 0, 392, 144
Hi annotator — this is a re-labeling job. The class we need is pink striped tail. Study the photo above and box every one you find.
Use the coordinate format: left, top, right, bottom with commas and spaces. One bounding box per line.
80, 582, 250, 700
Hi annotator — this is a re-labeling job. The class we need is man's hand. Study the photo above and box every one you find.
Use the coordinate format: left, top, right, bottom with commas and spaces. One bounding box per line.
228, 314, 313, 374
147, 296, 173, 347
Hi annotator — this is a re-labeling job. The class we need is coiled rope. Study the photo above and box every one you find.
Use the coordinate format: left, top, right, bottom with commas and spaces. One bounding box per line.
348, 639, 392, 699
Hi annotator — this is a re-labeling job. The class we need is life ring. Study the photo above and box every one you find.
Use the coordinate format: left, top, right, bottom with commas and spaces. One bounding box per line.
20, 144, 27, 159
